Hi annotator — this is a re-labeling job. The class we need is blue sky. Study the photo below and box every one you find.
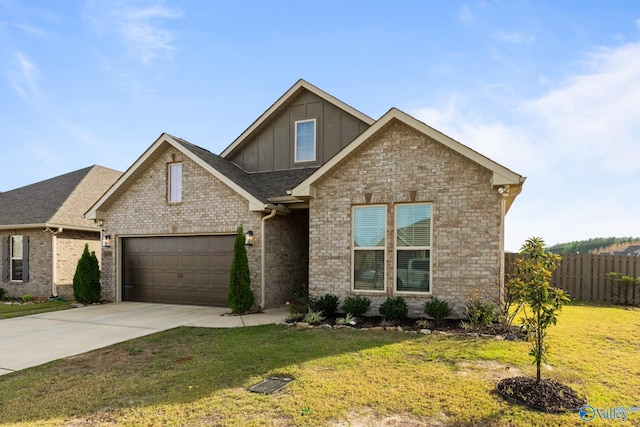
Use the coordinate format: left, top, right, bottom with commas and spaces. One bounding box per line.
1, 0, 639, 251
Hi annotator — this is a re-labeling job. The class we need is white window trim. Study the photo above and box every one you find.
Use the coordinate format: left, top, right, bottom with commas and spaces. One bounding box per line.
168, 162, 183, 203
351, 204, 386, 293
394, 203, 432, 295
10, 235, 23, 282
294, 118, 317, 163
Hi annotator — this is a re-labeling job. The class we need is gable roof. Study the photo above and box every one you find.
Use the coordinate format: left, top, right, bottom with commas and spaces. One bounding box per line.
292, 108, 526, 212
0, 165, 122, 231
220, 79, 375, 160
86, 134, 309, 220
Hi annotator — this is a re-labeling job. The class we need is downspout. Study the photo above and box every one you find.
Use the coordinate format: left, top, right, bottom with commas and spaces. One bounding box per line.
45, 227, 64, 297
260, 208, 277, 309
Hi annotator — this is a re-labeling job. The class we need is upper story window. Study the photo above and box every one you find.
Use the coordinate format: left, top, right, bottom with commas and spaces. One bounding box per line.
168, 163, 183, 203
352, 205, 386, 291
395, 203, 431, 293
294, 119, 316, 163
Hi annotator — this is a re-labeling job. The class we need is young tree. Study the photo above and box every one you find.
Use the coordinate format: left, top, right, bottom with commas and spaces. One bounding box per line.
227, 225, 254, 313
510, 237, 570, 383
73, 244, 102, 304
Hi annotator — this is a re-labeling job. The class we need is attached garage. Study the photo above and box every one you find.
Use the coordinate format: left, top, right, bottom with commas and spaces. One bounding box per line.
122, 235, 235, 307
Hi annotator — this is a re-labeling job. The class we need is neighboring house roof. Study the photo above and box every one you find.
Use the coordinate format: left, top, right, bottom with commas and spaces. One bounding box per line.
291, 108, 526, 213
220, 79, 375, 159
610, 245, 640, 256
0, 165, 122, 231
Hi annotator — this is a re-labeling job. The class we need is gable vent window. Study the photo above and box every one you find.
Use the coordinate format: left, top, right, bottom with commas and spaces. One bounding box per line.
294, 119, 316, 163
168, 163, 183, 203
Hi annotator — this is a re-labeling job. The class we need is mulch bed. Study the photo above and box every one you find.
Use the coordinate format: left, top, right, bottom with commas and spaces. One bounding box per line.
286, 315, 527, 339
496, 376, 586, 412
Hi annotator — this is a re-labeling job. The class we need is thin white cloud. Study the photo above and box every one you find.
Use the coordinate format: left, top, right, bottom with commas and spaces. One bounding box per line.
458, 4, 474, 23
522, 42, 640, 172
7, 51, 40, 100
84, 0, 182, 64
412, 39, 640, 249
54, 116, 106, 150
412, 99, 540, 177
493, 30, 535, 44
14, 22, 49, 38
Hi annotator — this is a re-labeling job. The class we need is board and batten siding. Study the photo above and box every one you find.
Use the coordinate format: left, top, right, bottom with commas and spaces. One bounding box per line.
230, 91, 370, 172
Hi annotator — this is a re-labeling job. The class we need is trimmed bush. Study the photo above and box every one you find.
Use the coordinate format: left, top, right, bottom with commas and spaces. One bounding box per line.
227, 226, 254, 313
466, 299, 496, 327
379, 296, 408, 322
73, 244, 102, 304
309, 294, 339, 317
424, 297, 452, 321
342, 295, 371, 317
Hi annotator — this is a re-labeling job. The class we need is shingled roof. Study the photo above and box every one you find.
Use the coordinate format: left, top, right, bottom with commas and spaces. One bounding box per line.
0, 166, 122, 230
173, 136, 316, 202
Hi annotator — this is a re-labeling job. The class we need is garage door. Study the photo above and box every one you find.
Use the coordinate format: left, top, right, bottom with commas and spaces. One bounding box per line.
122, 235, 235, 307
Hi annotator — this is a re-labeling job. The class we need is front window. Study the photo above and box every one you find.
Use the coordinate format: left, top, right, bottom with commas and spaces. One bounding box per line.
352, 205, 386, 291
396, 204, 431, 292
294, 119, 316, 163
168, 163, 182, 203
10, 236, 23, 281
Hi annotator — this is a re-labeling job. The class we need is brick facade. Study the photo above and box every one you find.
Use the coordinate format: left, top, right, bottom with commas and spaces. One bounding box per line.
308, 119, 503, 317
100, 143, 267, 305
0, 229, 99, 300
55, 230, 101, 300
264, 210, 309, 307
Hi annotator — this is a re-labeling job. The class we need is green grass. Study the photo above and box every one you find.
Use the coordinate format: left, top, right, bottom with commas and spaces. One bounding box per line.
0, 300, 73, 319
0, 304, 638, 426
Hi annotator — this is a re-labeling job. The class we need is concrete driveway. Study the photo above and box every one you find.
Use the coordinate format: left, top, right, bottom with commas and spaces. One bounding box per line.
0, 302, 288, 376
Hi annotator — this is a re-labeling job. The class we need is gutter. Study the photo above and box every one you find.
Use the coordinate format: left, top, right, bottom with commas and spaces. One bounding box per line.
44, 227, 64, 297
260, 208, 277, 309
0, 223, 100, 233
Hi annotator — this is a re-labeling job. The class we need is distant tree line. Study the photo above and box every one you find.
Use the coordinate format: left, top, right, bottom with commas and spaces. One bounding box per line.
546, 237, 640, 254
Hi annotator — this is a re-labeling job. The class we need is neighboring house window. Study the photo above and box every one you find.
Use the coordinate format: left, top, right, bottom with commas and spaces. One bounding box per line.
352, 205, 386, 291
294, 119, 316, 163
395, 203, 431, 293
168, 163, 182, 203
2, 235, 28, 283
10, 236, 23, 281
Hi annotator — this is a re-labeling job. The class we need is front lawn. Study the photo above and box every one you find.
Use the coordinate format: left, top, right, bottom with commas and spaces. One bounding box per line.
0, 304, 638, 426
0, 300, 73, 319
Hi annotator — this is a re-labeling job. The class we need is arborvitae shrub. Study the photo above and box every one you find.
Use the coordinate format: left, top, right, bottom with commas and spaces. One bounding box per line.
73, 244, 102, 303
227, 226, 254, 313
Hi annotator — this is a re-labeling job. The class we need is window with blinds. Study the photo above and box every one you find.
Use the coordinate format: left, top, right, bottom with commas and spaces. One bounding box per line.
395, 204, 431, 292
352, 205, 385, 291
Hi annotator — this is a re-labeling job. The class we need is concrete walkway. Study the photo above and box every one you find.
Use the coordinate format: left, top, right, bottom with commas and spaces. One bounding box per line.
0, 302, 288, 376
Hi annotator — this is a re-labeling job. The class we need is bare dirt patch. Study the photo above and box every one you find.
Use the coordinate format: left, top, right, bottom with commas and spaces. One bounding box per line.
333, 410, 446, 427
454, 360, 525, 382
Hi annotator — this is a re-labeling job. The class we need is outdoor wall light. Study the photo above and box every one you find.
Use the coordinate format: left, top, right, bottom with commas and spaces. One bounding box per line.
245, 230, 254, 246
102, 232, 112, 248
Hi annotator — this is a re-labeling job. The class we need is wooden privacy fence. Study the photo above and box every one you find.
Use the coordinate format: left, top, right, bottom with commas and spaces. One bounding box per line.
505, 253, 640, 305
